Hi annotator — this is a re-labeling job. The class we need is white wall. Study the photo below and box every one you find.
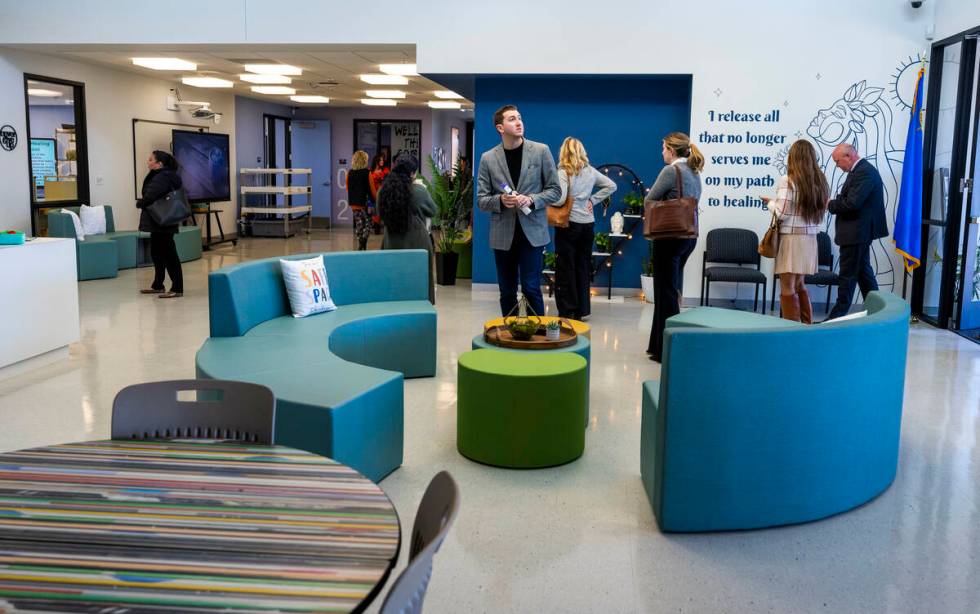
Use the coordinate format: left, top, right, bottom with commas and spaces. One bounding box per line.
0, 48, 238, 236
933, 0, 980, 40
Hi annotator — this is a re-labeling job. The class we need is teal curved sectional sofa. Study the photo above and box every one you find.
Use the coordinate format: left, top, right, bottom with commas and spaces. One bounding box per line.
641, 291, 910, 532
196, 249, 437, 483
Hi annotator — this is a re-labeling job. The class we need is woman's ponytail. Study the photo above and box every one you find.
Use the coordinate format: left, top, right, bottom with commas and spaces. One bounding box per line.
687, 143, 705, 174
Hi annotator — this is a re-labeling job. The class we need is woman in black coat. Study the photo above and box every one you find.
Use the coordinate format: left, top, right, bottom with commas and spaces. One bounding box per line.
137, 150, 184, 298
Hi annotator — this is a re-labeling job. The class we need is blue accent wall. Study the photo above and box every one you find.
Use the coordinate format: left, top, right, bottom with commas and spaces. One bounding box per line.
472, 75, 692, 288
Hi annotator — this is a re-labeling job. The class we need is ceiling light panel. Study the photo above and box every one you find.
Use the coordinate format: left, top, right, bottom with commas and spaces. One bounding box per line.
244, 64, 302, 75
428, 101, 462, 109
182, 77, 234, 88
291, 95, 330, 103
379, 63, 418, 76
132, 57, 196, 71
434, 90, 463, 99
251, 86, 297, 95
360, 74, 409, 85
239, 74, 292, 84
361, 98, 397, 106
365, 90, 406, 99
27, 88, 62, 97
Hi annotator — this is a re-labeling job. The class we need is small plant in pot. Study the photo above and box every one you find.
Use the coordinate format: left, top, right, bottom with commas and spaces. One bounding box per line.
421, 155, 473, 286
594, 232, 612, 254
543, 251, 557, 272
545, 318, 561, 341
640, 240, 655, 304
622, 192, 644, 215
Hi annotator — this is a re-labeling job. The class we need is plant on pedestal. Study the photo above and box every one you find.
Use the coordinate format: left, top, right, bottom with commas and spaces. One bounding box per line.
421, 155, 473, 285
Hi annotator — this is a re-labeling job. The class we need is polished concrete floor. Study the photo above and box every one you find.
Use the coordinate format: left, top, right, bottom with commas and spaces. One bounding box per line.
2, 229, 979, 613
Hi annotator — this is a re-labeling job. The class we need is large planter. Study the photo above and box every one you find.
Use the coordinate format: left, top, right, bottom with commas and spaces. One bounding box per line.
640, 275, 654, 304
436, 251, 460, 286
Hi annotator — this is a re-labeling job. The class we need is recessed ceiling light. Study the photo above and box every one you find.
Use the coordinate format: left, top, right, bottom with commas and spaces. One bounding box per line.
434, 90, 463, 100
243, 64, 302, 76
365, 90, 407, 99
428, 101, 462, 109
379, 63, 418, 76
360, 74, 409, 85
251, 86, 297, 95
291, 95, 330, 103
27, 88, 62, 97
182, 77, 234, 88
361, 98, 397, 106
239, 73, 292, 84
132, 58, 196, 71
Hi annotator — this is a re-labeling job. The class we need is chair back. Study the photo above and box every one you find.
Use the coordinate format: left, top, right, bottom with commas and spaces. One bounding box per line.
817, 231, 833, 268
705, 228, 760, 266
380, 471, 460, 614
111, 379, 275, 443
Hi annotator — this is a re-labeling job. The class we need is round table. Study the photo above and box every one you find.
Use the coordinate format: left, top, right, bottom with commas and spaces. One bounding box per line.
457, 349, 588, 468
0, 439, 400, 613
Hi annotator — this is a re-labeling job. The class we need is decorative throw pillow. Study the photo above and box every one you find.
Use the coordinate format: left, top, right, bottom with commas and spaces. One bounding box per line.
79, 205, 106, 236
821, 310, 868, 324
280, 256, 337, 318
60, 209, 85, 241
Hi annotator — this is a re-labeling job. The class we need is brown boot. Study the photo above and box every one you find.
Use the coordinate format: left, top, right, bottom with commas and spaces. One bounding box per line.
797, 287, 813, 324
780, 293, 801, 322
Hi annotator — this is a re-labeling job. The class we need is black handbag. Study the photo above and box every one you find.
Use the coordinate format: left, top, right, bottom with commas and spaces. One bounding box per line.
146, 188, 191, 226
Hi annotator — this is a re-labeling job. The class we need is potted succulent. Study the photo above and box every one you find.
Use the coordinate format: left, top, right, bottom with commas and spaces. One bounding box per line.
594, 232, 612, 254
545, 318, 561, 341
421, 155, 473, 286
622, 192, 644, 216
641, 240, 654, 303
543, 251, 557, 272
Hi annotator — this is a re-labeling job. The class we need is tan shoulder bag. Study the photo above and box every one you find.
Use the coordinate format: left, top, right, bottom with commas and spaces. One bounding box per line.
548, 170, 574, 228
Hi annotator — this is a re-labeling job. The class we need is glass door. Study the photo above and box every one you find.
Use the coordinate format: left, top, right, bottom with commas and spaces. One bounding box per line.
957, 83, 980, 333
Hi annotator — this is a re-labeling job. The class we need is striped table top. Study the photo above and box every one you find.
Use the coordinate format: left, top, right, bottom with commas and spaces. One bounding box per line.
0, 440, 401, 613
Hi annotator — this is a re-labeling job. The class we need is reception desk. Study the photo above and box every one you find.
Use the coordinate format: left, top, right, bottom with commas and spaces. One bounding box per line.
0, 238, 80, 378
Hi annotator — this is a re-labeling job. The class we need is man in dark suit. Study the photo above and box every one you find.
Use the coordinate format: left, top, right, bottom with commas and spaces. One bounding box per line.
826, 143, 889, 320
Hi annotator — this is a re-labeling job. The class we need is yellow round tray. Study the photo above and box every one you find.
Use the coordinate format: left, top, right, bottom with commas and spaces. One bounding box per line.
483, 316, 590, 339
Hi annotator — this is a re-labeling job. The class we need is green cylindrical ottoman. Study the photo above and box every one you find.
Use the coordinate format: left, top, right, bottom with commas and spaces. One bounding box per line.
471, 333, 591, 426
457, 349, 587, 468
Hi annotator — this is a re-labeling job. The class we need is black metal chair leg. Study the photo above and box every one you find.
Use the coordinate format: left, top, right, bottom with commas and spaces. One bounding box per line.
762, 281, 767, 314
826, 285, 832, 314
754, 285, 759, 312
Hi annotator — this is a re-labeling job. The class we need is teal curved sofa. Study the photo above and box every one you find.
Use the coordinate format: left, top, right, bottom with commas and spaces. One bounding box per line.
641, 291, 910, 532
47, 206, 201, 280
196, 249, 436, 482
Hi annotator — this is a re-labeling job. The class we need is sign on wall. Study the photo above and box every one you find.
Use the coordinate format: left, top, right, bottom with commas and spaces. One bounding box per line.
29, 138, 56, 186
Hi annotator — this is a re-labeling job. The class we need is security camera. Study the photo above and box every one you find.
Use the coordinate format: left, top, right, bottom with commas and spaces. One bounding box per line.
910, 0, 923, 8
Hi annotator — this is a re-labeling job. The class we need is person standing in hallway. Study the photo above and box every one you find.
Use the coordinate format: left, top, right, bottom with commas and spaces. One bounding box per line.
552, 137, 617, 320
377, 154, 437, 303
369, 152, 389, 235
477, 105, 561, 317
137, 150, 184, 299
762, 140, 829, 323
825, 143, 889, 320
645, 132, 704, 362
347, 150, 372, 250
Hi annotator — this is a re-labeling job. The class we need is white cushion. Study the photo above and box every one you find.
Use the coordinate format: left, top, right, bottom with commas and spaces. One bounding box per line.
79, 205, 106, 236
280, 255, 337, 318
822, 310, 868, 323
60, 209, 85, 241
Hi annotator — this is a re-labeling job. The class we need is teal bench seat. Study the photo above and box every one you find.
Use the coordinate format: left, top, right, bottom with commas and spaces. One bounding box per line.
196, 249, 436, 482
641, 292, 910, 532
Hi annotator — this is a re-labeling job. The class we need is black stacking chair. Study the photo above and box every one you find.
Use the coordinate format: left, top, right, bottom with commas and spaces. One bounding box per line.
111, 379, 276, 443
380, 471, 460, 614
701, 228, 767, 314
770, 232, 841, 314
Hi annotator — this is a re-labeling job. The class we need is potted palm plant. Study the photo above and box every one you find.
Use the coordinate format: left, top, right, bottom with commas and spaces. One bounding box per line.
421, 156, 473, 285
641, 240, 654, 303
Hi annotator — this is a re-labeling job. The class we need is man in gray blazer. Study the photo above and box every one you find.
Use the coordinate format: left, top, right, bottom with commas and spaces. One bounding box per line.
477, 105, 561, 316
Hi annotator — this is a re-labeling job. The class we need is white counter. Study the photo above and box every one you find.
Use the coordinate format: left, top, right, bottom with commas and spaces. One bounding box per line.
0, 238, 80, 378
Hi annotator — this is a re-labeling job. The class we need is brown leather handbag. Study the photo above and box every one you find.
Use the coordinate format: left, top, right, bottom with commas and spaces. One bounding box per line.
643, 165, 698, 239
548, 172, 574, 228
758, 211, 779, 258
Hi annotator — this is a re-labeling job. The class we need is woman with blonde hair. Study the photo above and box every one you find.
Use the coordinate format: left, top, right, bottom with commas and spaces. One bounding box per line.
762, 140, 829, 322
347, 150, 371, 250
551, 137, 617, 320
645, 132, 705, 362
